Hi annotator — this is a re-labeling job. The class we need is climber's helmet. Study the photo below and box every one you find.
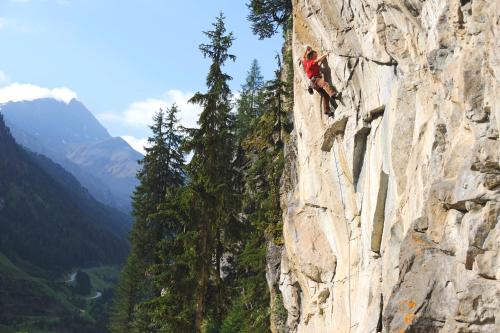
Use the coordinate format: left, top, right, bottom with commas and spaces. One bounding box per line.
307, 50, 317, 60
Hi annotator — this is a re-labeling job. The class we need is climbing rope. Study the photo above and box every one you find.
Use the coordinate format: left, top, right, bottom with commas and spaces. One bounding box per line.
332, 135, 352, 333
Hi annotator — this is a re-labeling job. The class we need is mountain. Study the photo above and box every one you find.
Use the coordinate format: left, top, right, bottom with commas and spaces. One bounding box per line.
0, 113, 129, 270
0, 98, 142, 213
0, 114, 129, 332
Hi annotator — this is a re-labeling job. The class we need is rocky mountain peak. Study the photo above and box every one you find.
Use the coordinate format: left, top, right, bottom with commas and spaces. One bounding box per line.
0, 98, 141, 213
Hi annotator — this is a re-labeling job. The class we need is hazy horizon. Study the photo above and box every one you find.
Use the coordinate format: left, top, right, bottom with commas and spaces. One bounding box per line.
0, 0, 283, 154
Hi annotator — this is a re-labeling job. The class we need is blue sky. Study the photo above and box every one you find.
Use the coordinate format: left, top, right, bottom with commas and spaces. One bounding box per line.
0, 0, 283, 153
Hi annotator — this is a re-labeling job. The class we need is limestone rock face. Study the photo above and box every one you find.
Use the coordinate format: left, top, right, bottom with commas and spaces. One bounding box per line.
279, 0, 499, 332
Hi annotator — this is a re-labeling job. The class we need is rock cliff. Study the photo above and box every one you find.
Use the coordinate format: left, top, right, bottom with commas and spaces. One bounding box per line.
279, 0, 499, 332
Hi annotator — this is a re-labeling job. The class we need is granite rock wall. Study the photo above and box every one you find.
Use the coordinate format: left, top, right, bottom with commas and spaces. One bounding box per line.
279, 1, 499, 332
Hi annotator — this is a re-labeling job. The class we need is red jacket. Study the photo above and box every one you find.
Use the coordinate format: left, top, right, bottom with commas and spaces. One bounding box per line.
303, 59, 321, 79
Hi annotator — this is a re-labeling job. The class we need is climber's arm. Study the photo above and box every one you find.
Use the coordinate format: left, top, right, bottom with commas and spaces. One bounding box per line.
315, 52, 330, 64
303, 46, 312, 62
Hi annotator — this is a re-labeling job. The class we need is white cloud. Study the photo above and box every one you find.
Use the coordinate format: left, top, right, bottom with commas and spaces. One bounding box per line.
0, 71, 10, 87
0, 83, 77, 104
98, 89, 201, 130
122, 136, 148, 155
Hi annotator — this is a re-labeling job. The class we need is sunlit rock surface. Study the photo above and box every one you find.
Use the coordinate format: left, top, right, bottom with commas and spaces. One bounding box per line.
279, 0, 499, 332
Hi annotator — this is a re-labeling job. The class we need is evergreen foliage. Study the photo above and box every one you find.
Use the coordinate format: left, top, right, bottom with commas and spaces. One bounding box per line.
183, 12, 241, 331
220, 56, 290, 332
247, 0, 292, 39
131, 105, 185, 266
2, 7, 296, 332
0, 114, 129, 272
128, 185, 197, 333
0, 115, 128, 332
235, 59, 265, 142
110, 105, 185, 333
111, 11, 293, 333
109, 252, 143, 333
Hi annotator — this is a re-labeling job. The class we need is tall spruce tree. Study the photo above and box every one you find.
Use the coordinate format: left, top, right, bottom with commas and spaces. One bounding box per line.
110, 105, 185, 333
132, 105, 185, 263
132, 184, 196, 332
247, 0, 292, 39
235, 59, 265, 142
221, 55, 291, 333
183, 12, 240, 332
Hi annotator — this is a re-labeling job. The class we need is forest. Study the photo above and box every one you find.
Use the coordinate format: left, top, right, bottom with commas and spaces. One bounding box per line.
110, 2, 294, 332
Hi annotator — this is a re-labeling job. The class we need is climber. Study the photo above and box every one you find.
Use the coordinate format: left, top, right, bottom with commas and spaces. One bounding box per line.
303, 46, 341, 116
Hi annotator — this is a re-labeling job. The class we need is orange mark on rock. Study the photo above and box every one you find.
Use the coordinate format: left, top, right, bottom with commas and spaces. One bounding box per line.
404, 300, 417, 309
399, 299, 417, 310
404, 313, 416, 324
397, 300, 418, 330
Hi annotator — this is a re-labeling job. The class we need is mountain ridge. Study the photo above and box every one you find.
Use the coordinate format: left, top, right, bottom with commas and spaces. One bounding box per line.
0, 113, 129, 271
0, 113, 129, 332
0, 98, 141, 213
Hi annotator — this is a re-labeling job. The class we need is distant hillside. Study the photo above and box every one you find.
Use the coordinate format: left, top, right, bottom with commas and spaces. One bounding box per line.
0, 98, 142, 213
0, 113, 129, 271
0, 114, 129, 332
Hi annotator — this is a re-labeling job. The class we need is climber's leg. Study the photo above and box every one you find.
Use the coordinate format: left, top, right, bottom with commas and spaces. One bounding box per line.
314, 78, 337, 98
311, 77, 336, 115
316, 88, 332, 114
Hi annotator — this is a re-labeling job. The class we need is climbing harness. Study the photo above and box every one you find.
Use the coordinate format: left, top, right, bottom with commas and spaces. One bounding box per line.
309, 76, 319, 93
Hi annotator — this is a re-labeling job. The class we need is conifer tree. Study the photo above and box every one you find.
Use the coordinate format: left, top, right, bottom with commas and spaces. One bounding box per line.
221, 55, 291, 332
247, 0, 292, 39
131, 106, 185, 264
235, 59, 265, 142
128, 185, 198, 332
184, 12, 240, 331
110, 105, 185, 333
109, 251, 143, 333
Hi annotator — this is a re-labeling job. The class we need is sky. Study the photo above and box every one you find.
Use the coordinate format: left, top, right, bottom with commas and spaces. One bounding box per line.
0, 0, 283, 153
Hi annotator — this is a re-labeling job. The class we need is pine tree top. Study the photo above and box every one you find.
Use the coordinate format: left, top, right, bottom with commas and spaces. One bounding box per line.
247, 0, 292, 39
199, 12, 236, 67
